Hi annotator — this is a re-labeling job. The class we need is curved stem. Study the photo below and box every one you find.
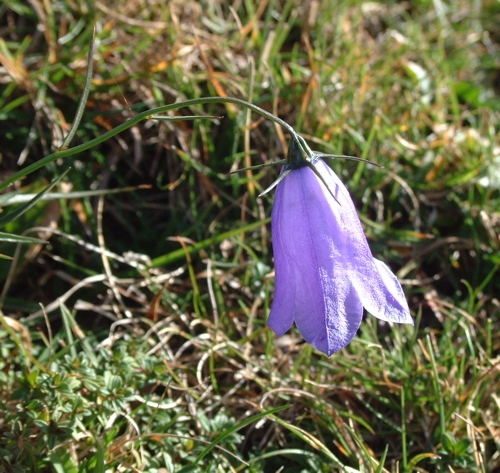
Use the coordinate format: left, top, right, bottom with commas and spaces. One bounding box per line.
1, 97, 301, 192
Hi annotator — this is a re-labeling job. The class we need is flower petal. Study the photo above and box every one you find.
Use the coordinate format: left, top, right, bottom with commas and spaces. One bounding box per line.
269, 158, 412, 355
371, 259, 413, 323
314, 160, 412, 325
269, 164, 364, 355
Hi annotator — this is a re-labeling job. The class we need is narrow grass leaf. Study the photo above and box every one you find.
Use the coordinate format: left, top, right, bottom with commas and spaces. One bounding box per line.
60, 302, 99, 367
93, 439, 106, 473
344, 424, 389, 472
375, 445, 389, 473
427, 334, 446, 441
0, 168, 70, 228
193, 405, 291, 465
406, 453, 441, 472
0, 232, 45, 244
269, 412, 348, 469
152, 218, 270, 267
60, 302, 78, 360
0, 185, 150, 206
60, 26, 96, 149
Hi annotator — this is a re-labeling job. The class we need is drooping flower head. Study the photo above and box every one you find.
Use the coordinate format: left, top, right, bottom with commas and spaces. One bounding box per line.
267, 138, 413, 356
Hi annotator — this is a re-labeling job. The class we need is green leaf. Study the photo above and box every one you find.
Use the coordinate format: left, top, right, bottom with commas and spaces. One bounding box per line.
50, 447, 79, 473
0, 169, 70, 228
0, 185, 149, 207
406, 453, 441, 471
193, 405, 291, 465
151, 218, 270, 267
454, 438, 472, 456
0, 232, 46, 244
59, 303, 78, 361
442, 431, 457, 452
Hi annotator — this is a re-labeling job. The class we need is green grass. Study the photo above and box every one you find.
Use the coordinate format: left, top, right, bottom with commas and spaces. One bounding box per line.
1, 0, 500, 471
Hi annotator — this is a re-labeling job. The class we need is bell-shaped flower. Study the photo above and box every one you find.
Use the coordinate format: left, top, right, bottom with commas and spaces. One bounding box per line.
267, 139, 413, 356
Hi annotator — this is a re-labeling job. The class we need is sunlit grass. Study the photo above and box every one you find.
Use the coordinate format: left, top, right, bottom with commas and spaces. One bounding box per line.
1, 0, 499, 472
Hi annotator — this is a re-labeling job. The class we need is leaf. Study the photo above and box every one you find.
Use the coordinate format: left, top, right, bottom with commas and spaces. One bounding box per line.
50, 448, 78, 473
442, 431, 456, 452
0, 169, 70, 228
0, 232, 46, 244
151, 218, 271, 267
0, 185, 150, 207
193, 405, 291, 465
454, 438, 472, 456
406, 453, 441, 471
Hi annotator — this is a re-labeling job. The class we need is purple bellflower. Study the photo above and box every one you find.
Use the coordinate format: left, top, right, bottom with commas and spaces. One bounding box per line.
267, 138, 413, 356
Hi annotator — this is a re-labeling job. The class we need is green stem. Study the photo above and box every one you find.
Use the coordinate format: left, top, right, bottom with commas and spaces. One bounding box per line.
1, 97, 303, 192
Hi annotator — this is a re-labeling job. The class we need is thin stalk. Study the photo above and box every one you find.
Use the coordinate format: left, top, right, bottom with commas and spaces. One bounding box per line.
1, 97, 303, 192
